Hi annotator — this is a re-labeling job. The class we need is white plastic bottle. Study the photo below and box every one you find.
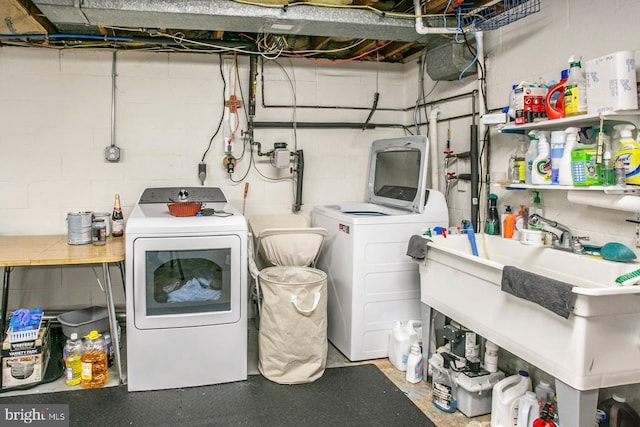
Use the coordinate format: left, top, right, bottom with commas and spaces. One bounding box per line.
524, 131, 539, 184
388, 321, 409, 371
405, 343, 423, 383
484, 341, 499, 373
491, 370, 532, 427
531, 132, 551, 185
564, 55, 588, 117
559, 127, 580, 185
516, 390, 540, 427
534, 380, 555, 405
550, 130, 566, 185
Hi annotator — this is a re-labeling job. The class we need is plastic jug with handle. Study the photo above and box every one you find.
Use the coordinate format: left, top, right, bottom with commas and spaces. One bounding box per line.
491, 370, 532, 427
516, 391, 540, 427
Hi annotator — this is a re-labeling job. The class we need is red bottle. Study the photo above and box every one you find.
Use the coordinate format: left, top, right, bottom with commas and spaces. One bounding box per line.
545, 69, 569, 120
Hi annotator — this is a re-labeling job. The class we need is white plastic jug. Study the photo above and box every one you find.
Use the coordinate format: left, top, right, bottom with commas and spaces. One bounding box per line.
388, 320, 420, 371
516, 391, 540, 427
491, 370, 532, 427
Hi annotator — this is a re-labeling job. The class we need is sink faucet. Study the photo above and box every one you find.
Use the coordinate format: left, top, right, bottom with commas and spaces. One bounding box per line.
528, 214, 588, 254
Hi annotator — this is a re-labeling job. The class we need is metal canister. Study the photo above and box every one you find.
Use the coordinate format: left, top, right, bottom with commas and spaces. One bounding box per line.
67, 212, 93, 245
92, 219, 107, 246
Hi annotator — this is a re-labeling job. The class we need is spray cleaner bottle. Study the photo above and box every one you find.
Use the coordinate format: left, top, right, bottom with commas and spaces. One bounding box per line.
559, 127, 579, 185
614, 124, 640, 185
525, 131, 539, 184
531, 131, 551, 185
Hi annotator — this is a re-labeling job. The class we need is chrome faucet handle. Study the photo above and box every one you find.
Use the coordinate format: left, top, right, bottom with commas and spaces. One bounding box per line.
571, 236, 588, 254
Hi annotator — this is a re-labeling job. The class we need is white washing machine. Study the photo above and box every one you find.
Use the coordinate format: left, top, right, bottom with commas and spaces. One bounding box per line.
311, 136, 448, 361
125, 187, 247, 391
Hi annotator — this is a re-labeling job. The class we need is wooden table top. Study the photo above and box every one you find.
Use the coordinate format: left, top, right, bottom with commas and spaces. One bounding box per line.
0, 235, 125, 267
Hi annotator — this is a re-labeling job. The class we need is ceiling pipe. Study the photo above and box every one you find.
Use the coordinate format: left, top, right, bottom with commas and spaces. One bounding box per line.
413, 0, 461, 35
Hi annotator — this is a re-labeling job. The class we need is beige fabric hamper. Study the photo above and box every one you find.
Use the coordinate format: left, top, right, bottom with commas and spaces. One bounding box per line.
257, 266, 328, 384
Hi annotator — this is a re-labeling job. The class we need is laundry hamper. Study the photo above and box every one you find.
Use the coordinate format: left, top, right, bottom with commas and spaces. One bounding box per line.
257, 266, 328, 384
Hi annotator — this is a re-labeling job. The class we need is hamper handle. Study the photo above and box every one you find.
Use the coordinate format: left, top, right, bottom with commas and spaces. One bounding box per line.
290, 293, 321, 314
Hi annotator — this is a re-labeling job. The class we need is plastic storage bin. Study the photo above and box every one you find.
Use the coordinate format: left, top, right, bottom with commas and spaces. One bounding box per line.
455, 369, 505, 417
57, 306, 109, 338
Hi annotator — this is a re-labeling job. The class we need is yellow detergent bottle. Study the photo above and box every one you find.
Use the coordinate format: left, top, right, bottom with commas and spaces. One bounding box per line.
614, 124, 640, 185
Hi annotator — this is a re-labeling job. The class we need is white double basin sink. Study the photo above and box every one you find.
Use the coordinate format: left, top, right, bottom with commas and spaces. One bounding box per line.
419, 234, 640, 425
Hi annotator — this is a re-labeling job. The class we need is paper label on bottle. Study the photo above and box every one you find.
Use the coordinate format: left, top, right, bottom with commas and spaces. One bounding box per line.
81, 362, 92, 380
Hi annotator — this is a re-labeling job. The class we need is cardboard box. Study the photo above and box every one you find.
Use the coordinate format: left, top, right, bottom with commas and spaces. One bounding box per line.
514, 85, 547, 124
585, 50, 638, 114
2, 322, 51, 389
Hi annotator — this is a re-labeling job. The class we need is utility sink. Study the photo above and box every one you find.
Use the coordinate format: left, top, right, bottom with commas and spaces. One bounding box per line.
419, 234, 640, 426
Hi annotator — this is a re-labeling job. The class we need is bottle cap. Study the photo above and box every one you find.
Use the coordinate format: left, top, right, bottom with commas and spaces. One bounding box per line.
85, 330, 102, 340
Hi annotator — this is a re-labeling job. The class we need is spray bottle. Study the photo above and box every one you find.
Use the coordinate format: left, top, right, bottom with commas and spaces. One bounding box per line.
614, 124, 640, 185
531, 131, 551, 185
559, 127, 580, 185
525, 131, 539, 185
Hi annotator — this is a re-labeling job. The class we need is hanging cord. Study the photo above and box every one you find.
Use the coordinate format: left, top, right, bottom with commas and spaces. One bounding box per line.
201, 54, 227, 162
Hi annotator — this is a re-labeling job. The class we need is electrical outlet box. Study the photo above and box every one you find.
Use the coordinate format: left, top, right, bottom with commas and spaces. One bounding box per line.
105, 146, 120, 162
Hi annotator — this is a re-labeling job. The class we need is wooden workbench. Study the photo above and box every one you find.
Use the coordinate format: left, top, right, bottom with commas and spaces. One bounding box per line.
0, 235, 125, 384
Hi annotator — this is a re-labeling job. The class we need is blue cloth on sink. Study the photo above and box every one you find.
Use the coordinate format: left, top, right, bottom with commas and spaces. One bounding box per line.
501, 266, 575, 319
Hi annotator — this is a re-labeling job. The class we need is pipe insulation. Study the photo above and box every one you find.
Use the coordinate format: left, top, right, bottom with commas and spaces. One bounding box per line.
428, 108, 440, 191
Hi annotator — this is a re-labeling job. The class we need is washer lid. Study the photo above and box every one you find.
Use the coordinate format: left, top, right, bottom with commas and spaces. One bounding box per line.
366, 136, 429, 213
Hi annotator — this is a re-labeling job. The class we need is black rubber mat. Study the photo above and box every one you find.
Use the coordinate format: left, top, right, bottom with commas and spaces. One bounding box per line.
0, 364, 434, 426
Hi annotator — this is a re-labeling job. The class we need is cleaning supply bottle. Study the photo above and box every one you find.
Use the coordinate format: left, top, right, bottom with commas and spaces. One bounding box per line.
559, 127, 580, 185
63, 332, 82, 386
512, 138, 527, 183
550, 130, 566, 185
429, 352, 458, 413
491, 370, 532, 427
517, 391, 540, 427
534, 380, 555, 405
614, 124, 640, 185
514, 205, 528, 241
501, 205, 513, 238
528, 191, 544, 230
525, 131, 539, 184
388, 321, 410, 371
486, 193, 501, 235
564, 55, 588, 117
599, 129, 615, 186
504, 209, 517, 239
405, 342, 423, 384
531, 132, 551, 185
545, 69, 569, 120
597, 394, 640, 427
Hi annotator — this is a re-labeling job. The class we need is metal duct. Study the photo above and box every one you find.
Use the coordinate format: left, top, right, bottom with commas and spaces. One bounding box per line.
32, 0, 444, 44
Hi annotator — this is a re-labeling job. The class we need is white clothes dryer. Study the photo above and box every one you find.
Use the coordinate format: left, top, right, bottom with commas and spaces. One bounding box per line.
125, 187, 247, 391
311, 136, 448, 361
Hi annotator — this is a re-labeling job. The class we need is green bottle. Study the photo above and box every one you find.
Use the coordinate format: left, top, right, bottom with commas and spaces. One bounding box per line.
485, 194, 501, 235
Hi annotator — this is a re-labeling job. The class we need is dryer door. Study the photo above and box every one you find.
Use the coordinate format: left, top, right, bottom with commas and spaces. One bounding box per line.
132, 235, 242, 329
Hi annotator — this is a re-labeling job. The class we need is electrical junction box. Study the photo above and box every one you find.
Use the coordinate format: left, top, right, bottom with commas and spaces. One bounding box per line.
105, 145, 121, 162
271, 145, 290, 169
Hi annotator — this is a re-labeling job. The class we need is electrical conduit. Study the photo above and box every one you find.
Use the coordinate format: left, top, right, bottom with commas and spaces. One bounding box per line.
428, 108, 440, 191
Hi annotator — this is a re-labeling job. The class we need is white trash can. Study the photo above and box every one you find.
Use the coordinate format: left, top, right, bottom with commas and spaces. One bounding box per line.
257, 266, 327, 384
